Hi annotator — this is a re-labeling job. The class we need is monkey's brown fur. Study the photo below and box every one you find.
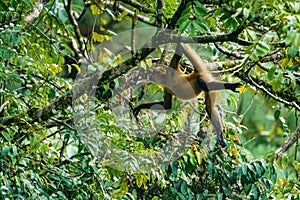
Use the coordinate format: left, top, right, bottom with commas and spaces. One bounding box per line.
133, 44, 241, 147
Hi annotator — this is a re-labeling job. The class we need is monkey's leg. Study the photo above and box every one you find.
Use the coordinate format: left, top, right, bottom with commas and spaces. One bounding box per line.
204, 92, 227, 147
197, 78, 241, 92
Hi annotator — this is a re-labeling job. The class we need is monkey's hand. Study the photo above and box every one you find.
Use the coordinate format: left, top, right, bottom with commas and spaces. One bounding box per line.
133, 106, 142, 120
231, 82, 243, 93
217, 132, 227, 147
224, 82, 243, 93
132, 101, 166, 120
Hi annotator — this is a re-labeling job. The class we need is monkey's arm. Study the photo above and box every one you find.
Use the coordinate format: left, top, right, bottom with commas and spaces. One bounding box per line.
133, 44, 182, 117
133, 91, 172, 117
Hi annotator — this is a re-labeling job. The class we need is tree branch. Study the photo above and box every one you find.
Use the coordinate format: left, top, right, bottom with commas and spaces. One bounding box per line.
275, 126, 300, 157
247, 74, 300, 111
118, 0, 153, 14
214, 42, 243, 59
64, 0, 86, 60
0, 94, 72, 126
102, 1, 154, 26
168, 27, 245, 44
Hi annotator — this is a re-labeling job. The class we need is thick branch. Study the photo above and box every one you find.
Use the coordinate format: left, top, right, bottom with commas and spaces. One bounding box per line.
168, 27, 245, 44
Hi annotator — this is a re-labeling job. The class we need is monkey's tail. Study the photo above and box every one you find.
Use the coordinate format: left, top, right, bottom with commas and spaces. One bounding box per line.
181, 44, 214, 79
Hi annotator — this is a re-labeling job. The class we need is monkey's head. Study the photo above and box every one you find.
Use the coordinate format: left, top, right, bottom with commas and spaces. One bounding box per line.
150, 66, 184, 86
149, 66, 168, 85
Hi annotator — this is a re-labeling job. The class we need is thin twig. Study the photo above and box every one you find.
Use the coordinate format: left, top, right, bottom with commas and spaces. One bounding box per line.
214, 42, 243, 59
247, 75, 300, 111
102, 1, 154, 26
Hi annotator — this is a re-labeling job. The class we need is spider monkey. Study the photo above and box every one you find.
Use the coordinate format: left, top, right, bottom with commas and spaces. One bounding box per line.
133, 44, 241, 147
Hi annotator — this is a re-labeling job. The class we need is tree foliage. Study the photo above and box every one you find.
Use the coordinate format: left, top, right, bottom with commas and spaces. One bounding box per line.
0, 0, 299, 199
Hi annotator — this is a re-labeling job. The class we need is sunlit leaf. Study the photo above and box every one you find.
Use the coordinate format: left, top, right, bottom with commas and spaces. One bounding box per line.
237, 84, 247, 94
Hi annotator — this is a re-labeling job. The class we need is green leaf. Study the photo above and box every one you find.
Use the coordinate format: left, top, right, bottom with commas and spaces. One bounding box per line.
283, 167, 288, 179
188, 150, 196, 166
254, 162, 263, 176
274, 109, 281, 120
242, 163, 247, 175
177, 192, 186, 200
193, 20, 208, 34
255, 47, 266, 57
12, 144, 18, 157
247, 163, 255, 174
267, 65, 277, 80
170, 187, 177, 195
183, 154, 188, 163
178, 20, 191, 33
2, 131, 11, 142
214, 8, 225, 17
194, 2, 207, 16
171, 163, 178, 177
251, 184, 258, 199
271, 173, 277, 183
181, 7, 191, 19
246, 29, 258, 41
48, 87, 56, 99
289, 45, 298, 58
273, 73, 283, 90
244, 184, 251, 195
195, 151, 202, 165
1, 146, 10, 157
264, 179, 271, 190
224, 17, 238, 31
222, 184, 232, 197
22, 0, 34, 9
217, 193, 223, 200
180, 181, 187, 193
208, 163, 214, 176
243, 8, 250, 19
209, 136, 216, 150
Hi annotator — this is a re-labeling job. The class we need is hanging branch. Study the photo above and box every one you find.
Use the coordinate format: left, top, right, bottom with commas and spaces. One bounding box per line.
156, 0, 164, 27
131, 11, 138, 55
